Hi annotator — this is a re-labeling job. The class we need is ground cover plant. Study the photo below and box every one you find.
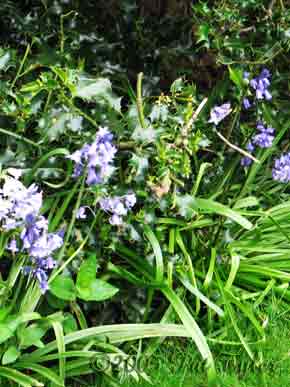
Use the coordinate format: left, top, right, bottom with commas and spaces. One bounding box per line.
0, 1, 290, 386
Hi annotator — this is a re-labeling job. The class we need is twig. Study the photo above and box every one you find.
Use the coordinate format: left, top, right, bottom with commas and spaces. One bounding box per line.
216, 130, 260, 163
181, 97, 208, 136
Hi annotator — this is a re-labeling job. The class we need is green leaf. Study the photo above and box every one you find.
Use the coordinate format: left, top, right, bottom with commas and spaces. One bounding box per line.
143, 225, 164, 283
50, 275, 77, 301
24, 324, 192, 360
39, 109, 83, 141
77, 279, 119, 302
177, 195, 253, 230
2, 346, 20, 365
196, 24, 210, 46
228, 66, 244, 89
0, 51, 11, 71
76, 254, 97, 285
63, 314, 78, 334
15, 363, 64, 386
19, 326, 46, 349
52, 321, 65, 383
0, 313, 41, 345
73, 76, 121, 111
233, 196, 259, 209
170, 78, 184, 94
0, 324, 14, 345
76, 254, 118, 301
178, 276, 224, 317
162, 286, 215, 376
0, 366, 43, 387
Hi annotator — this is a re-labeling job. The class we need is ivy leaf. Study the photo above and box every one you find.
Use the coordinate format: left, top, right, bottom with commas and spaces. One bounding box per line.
50, 275, 77, 301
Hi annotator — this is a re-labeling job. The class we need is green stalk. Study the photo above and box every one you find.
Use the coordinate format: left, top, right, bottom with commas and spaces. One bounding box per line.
0, 127, 41, 148
11, 43, 31, 88
57, 173, 86, 262
136, 72, 146, 128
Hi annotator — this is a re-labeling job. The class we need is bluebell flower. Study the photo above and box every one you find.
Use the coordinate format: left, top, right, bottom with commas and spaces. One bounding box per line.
0, 174, 63, 293
30, 232, 63, 259
241, 142, 255, 167
252, 122, 275, 148
124, 193, 137, 209
37, 256, 57, 270
272, 153, 290, 183
86, 166, 103, 185
76, 206, 87, 219
34, 268, 49, 293
7, 239, 18, 253
20, 215, 46, 249
250, 68, 272, 101
208, 103, 231, 125
109, 214, 123, 225
68, 127, 117, 186
100, 193, 136, 226
243, 98, 251, 110
44, 257, 57, 270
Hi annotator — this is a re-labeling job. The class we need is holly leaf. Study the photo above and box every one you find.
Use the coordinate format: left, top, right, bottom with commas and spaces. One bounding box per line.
73, 75, 121, 112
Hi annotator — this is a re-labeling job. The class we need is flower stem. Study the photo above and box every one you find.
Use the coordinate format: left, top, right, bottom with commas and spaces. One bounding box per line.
137, 72, 146, 128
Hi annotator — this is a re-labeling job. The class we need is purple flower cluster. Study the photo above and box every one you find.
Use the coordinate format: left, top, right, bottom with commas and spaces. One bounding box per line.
68, 127, 117, 185
243, 98, 251, 110
250, 69, 272, 101
242, 69, 272, 110
241, 122, 275, 166
99, 193, 136, 225
252, 122, 275, 149
208, 103, 231, 125
0, 173, 63, 293
241, 142, 255, 167
272, 153, 290, 183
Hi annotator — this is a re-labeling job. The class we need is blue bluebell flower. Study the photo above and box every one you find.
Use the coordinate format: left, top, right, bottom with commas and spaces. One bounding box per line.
208, 103, 231, 125
241, 142, 255, 167
243, 98, 251, 110
253, 122, 275, 148
7, 239, 18, 253
272, 153, 290, 183
100, 193, 136, 226
76, 206, 87, 219
0, 174, 62, 293
250, 68, 272, 101
34, 268, 49, 293
68, 127, 117, 186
